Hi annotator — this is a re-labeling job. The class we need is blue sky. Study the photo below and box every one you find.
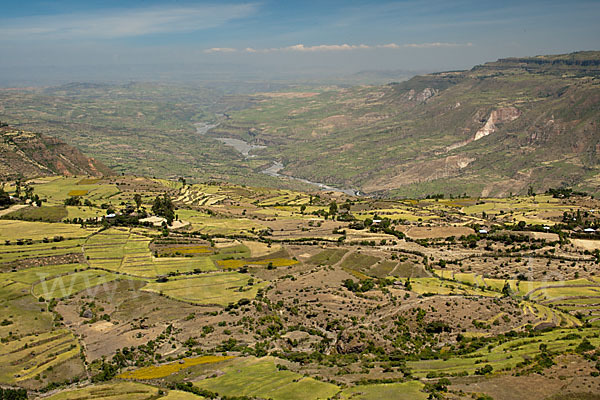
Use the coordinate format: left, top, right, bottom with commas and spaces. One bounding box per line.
1, 0, 599, 83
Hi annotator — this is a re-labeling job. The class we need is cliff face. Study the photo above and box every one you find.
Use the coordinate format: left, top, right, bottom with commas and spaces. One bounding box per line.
0, 126, 113, 180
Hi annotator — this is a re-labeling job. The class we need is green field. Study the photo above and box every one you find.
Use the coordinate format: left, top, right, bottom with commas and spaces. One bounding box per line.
85, 228, 216, 277
33, 270, 122, 300
339, 381, 427, 400
142, 272, 267, 306
307, 248, 348, 265
0, 239, 85, 264
30, 177, 120, 206
408, 328, 600, 378
0, 220, 95, 242
43, 381, 160, 400
194, 357, 339, 400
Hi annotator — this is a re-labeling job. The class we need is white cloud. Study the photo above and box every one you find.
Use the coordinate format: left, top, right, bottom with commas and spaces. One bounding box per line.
204, 47, 237, 54
0, 3, 259, 40
203, 42, 473, 54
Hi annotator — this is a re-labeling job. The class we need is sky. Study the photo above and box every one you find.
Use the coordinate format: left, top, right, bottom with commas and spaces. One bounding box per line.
1, 0, 599, 85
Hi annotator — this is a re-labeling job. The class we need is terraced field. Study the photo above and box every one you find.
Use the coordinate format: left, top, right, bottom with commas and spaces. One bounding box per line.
0, 329, 81, 384
407, 328, 600, 378
84, 228, 216, 277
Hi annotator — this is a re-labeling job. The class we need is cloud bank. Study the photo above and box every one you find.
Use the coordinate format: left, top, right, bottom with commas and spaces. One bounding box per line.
204, 42, 473, 54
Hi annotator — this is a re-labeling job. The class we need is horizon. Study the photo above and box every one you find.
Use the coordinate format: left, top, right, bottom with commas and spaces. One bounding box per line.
1, 0, 599, 86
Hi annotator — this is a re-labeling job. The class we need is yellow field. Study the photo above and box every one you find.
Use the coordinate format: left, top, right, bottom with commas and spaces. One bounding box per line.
67, 190, 88, 196
0, 220, 96, 241
216, 257, 298, 269
118, 355, 234, 379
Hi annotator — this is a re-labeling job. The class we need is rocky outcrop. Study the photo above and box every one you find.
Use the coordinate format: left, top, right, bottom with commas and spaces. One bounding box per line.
447, 106, 521, 151
0, 126, 113, 180
404, 87, 438, 102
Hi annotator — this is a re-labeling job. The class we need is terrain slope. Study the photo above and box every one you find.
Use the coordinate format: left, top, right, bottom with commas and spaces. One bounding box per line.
0, 124, 112, 179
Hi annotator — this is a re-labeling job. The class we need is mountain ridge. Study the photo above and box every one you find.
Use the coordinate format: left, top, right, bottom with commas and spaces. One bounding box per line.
0, 123, 113, 180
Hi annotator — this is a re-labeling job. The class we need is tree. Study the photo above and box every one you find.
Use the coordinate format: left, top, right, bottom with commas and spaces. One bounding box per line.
0, 187, 11, 207
133, 193, 142, 210
329, 201, 338, 216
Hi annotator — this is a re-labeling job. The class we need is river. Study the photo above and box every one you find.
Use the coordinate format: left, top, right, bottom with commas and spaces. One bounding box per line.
194, 121, 360, 196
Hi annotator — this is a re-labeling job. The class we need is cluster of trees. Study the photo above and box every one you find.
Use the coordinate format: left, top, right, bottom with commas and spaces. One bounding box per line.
343, 278, 376, 293
546, 187, 587, 198
0, 187, 11, 207
152, 194, 175, 225
0, 388, 28, 400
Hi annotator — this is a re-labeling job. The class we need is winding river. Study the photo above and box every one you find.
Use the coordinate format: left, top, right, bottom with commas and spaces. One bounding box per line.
194, 122, 360, 196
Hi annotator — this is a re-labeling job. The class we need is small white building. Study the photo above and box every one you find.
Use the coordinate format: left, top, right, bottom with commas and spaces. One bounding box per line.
584, 228, 596, 233
479, 229, 488, 234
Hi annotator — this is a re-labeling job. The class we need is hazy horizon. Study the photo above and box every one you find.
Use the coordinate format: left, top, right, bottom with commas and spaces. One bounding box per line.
1, 0, 599, 86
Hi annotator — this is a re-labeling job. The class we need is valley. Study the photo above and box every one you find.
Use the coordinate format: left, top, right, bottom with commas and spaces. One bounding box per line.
0, 174, 600, 399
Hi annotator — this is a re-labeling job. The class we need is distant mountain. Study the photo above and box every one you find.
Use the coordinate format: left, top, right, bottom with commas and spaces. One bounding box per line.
212, 51, 600, 197
0, 123, 113, 180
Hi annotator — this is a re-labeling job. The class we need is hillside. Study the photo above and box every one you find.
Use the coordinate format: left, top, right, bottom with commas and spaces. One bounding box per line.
210, 51, 600, 197
1, 175, 600, 399
0, 123, 113, 179
0, 52, 598, 197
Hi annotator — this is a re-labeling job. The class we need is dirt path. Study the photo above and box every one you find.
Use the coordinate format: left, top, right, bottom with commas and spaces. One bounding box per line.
0, 204, 28, 216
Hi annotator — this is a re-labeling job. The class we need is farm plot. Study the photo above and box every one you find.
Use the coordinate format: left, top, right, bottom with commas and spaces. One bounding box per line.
43, 381, 159, 400
408, 328, 600, 378
520, 301, 581, 328
216, 257, 298, 269
194, 357, 339, 400
339, 381, 427, 400
0, 292, 54, 338
118, 355, 234, 380
33, 270, 121, 300
30, 177, 120, 205
85, 228, 216, 277
339, 252, 380, 275
2, 263, 83, 284
142, 272, 267, 306
307, 248, 348, 265
410, 278, 502, 298
0, 329, 81, 384
176, 209, 266, 235
1, 205, 68, 223
0, 239, 85, 264
0, 220, 95, 242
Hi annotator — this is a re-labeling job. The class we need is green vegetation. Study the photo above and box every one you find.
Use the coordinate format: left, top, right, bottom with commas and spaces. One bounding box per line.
194, 357, 339, 400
